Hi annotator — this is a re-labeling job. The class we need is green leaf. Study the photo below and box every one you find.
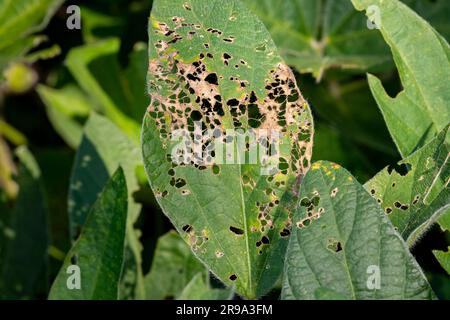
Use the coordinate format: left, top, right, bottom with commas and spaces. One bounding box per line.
48, 167, 128, 300
0, 0, 63, 72
365, 125, 449, 245
37, 84, 91, 149
143, 0, 314, 299
177, 273, 234, 300
68, 113, 144, 299
0, 146, 49, 299
243, 0, 390, 80
352, 0, 450, 158
434, 209, 450, 276
65, 39, 148, 143
433, 248, 450, 276
282, 161, 434, 300
144, 231, 205, 300
438, 209, 450, 232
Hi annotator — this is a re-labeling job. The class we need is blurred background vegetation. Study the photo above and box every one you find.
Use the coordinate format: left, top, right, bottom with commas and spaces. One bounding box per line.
0, 0, 449, 299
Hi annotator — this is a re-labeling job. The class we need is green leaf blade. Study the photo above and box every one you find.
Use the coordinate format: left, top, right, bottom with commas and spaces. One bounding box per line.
365, 125, 449, 244
353, 0, 450, 157
282, 161, 434, 300
48, 167, 128, 300
143, 0, 314, 299
0, 147, 49, 299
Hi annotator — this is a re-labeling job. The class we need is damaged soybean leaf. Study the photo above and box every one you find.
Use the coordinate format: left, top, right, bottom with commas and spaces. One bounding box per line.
49, 167, 128, 300
352, 0, 450, 158
142, 0, 314, 298
365, 125, 449, 245
282, 161, 434, 300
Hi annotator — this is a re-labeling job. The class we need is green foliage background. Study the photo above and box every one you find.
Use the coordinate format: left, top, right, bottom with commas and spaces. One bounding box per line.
0, 0, 448, 300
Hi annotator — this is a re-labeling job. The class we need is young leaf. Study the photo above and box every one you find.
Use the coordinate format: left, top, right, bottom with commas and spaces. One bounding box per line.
37, 85, 91, 149
48, 167, 127, 300
352, 0, 450, 158
282, 161, 434, 300
243, 0, 390, 80
0, 0, 63, 72
65, 39, 148, 143
143, 0, 314, 298
144, 231, 205, 300
365, 125, 449, 245
177, 273, 234, 300
0, 147, 49, 299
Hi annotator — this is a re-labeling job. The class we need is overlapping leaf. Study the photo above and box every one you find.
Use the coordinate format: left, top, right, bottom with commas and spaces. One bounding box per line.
143, 0, 314, 298
365, 126, 449, 245
352, 0, 450, 158
68, 113, 144, 299
49, 168, 127, 300
282, 161, 434, 300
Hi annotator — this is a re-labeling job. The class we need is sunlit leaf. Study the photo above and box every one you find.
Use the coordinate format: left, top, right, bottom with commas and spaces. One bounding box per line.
142, 0, 314, 298
352, 0, 450, 157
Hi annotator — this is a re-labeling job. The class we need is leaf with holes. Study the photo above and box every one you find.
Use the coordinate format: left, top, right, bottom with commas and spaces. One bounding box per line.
69, 113, 144, 299
144, 231, 205, 299
352, 0, 450, 158
365, 125, 449, 245
282, 161, 434, 300
49, 167, 127, 300
142, 0, 314, 298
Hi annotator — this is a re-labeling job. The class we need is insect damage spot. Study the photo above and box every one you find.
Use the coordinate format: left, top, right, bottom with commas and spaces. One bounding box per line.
182, 2, 191, 10
327, 238, 342, 253
330, 187, 339, 197
204, 73, 218, 85
255, 43, 266, 52
215, 250, 224, 258
229, 226, 244, 235
387, 163, 411, 176
182, 224, 192, 232
229, 274, 237, 281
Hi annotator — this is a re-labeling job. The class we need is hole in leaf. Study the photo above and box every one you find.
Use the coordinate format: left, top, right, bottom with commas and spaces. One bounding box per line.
182, 224, 192, 232
387, 163, 411, 176
229, 226, 244, 235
